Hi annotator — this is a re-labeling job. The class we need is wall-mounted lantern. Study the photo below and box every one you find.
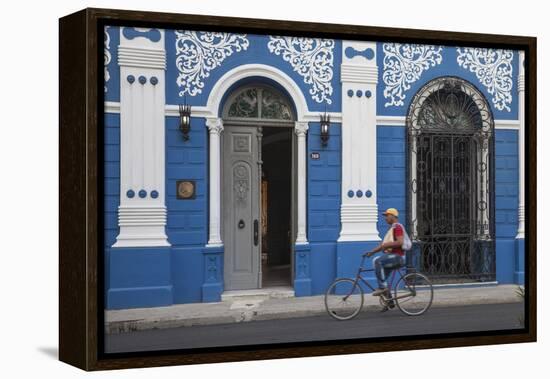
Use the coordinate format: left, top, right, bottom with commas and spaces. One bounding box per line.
320, 108, 331, 147
179, 99, 192, 141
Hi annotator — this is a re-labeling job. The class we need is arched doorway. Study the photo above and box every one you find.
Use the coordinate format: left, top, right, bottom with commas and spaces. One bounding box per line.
221, 84, 296, 290
406, 77, 496, 283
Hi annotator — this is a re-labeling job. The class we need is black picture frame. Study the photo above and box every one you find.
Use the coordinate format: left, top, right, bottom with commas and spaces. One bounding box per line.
59, 7, 537, 371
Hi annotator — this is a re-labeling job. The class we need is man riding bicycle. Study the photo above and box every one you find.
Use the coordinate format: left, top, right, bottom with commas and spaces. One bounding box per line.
365, 208, 405, 301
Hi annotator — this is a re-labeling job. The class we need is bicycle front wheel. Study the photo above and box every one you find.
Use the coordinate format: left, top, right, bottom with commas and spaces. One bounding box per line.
394, 272, 433, 316
325, 278, 364, 320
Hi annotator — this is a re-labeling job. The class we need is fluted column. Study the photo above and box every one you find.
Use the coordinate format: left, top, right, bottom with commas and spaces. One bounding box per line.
206, 117, 224, 246
516, 51, 525, 239
295, 121, 309, 244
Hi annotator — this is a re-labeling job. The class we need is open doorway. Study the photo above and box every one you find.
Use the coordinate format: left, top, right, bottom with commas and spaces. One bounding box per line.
261, 126, 292, 287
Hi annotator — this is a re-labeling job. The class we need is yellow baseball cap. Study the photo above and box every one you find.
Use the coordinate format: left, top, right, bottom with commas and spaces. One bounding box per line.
382, 208, 399, 217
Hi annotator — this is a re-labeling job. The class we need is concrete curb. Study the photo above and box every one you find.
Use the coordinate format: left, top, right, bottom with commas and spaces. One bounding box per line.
105, 284, 523, 334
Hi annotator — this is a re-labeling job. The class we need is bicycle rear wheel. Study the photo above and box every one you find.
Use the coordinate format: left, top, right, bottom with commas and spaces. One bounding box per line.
394, 272, 433, 316
325, 278, 364, 320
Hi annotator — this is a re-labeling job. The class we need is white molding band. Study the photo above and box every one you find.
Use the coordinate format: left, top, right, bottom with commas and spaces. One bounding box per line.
206, 117, 224, 247
340, 64, 378, 83
117, 46, 166, 70
516, 51, 525, 239
113, 28, 170, 248
375, 114, 520, 130
114, 205, 169, 247
164, 104, 342, 124
106, 103, 519, 130
338, 41, 381, 242
105, 101, 120, 113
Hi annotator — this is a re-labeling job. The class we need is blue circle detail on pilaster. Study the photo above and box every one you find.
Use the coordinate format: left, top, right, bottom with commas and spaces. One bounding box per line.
347, 190, 354, 198
139, 190, 147, 198
126, 190, 135, 198
347, 89, 354, 97
151, 190, 159, 198
356, 90, 363, 98
365, 48, 375, 60
356, 190, 363, 198
127, 75, 135, 84
366, 190, 372, 198
365, 90, 372, 98
150, 76, 158, 85
138, 75, 147, 84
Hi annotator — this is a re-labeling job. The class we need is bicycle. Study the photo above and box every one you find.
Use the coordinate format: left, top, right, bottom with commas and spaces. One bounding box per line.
324, 252, 434, 320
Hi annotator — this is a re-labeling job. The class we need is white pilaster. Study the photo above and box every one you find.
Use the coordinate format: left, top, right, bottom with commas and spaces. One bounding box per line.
113, 28, 170, 247
338, 41, 381, 242
206, 117, 224, 246
295, 121, 309, 244
516, 51, 525, 239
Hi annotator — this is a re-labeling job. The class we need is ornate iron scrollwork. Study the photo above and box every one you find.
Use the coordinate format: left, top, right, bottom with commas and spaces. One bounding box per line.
406, 77, 496, 283
225, 86, 294, 121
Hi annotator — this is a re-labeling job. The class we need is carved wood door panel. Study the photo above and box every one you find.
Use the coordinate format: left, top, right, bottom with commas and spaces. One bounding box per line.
222, 125, 262, 290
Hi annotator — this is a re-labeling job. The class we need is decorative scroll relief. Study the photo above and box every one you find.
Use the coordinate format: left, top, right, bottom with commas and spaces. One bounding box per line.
104, 26, 111, 93
382, 43, 443, 107
456, 48, 514, 112
175, 31, 249, 97
267, 36, 335, 104
233, 164, 249, 203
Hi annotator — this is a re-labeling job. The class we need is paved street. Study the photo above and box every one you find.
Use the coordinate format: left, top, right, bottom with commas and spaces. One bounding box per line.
105, 302, 524, 353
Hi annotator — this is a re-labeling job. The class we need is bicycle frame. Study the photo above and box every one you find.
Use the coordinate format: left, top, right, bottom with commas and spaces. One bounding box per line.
343, 254, 417, 301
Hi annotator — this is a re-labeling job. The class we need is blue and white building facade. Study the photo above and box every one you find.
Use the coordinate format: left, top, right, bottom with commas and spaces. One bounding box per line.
103, 26, 525, 309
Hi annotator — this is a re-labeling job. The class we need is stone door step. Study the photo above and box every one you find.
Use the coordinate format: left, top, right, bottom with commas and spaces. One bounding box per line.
221, 286, 295, 302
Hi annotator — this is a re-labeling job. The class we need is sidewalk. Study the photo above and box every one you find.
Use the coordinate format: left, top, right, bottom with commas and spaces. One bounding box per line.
105, 284, 523, 334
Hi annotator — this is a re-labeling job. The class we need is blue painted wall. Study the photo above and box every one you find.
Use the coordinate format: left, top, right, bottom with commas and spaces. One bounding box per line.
306, 122, 341, 295
105, 27, 343, 110
103, 25, 522, 309
104, 26, 120, 102
376, 43, 519, 120
495, 129, 519, 283
104, 112, 175, 310
377, 126, 406, 233
165, 115, 209, 303
104, 113, 120, 249
104, 112, 120, 297
165, 32, 342, 112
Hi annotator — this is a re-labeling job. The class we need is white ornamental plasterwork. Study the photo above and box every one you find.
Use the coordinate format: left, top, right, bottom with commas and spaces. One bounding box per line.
382, 43, 443, 107
175, 31, 249, 97
456, 48, 514, 112
267, 36, 334, 104
104, 26, 111, 93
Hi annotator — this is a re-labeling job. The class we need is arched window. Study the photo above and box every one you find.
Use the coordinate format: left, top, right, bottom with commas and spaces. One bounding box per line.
222, 85, 295, 123
406, 77, 495, 283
